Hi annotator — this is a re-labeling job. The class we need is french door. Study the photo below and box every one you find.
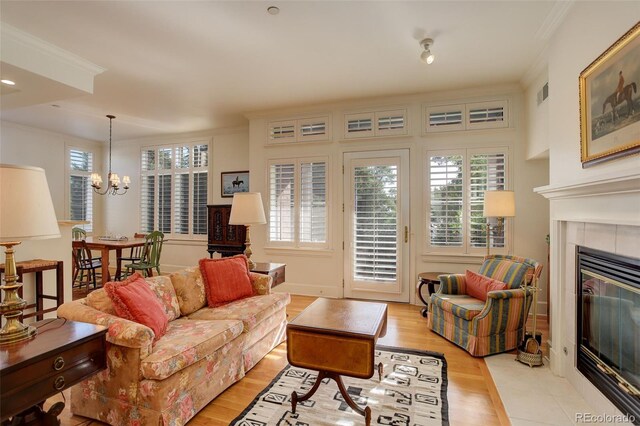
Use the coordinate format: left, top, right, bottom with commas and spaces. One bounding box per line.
343, 150, 410, 302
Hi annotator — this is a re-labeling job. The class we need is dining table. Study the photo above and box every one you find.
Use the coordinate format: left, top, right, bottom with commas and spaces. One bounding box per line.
72, 236, 146, 283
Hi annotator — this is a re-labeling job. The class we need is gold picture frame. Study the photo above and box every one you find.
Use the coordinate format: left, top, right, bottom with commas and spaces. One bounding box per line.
579, 21, 640, 167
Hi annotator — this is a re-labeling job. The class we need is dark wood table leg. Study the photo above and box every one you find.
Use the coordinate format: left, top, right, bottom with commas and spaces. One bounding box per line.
35, 271, 43, 321
56, 262, 64, 307
114, 248, 123, 281
378, 361, 384, 381
291, 370, 326, 413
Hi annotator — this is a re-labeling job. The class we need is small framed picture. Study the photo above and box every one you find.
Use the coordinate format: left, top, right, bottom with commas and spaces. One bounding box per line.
221, 171, 250, 197
579, 22, 640, 167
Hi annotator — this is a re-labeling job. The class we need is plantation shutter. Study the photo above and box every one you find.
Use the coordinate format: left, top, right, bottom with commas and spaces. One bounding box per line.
353, 164, 398, 282
299, 161, 326, 243
466, 100, 508, 129
429, 155, 464, 247
375, 110, 407, 136
192, 144, 209, 235
469, 152, 507, 249
140, 149, 156, 232
269, 163, 295, 242
69, 149, 93, 232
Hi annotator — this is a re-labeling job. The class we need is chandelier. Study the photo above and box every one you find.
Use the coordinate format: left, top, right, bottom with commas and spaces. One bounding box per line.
91, 115, 130, 195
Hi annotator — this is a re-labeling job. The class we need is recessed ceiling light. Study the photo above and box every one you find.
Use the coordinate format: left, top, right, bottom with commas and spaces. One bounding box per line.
267, 6, 280, 15
1, 79, 16, 86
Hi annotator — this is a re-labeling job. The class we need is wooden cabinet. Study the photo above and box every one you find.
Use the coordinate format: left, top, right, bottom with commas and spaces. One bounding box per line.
0, 319, 107, 422
207, 205, 246, 258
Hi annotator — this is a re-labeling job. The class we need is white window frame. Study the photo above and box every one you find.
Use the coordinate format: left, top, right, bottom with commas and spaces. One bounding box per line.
140, 140, 209, 240
423, 99, 509, 134
344, 107, 408, 139
425, 147, 511, 255
267, 156, 330, 250
67, 146, 95, 233
267, 115, 331, 145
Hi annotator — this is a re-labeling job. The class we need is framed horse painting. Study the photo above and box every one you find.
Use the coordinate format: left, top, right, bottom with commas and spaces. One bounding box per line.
579, 21, 640, 167
221, 171, 250, 197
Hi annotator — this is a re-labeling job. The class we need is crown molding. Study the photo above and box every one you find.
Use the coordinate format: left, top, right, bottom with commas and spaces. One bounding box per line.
535, 1, 575, 42
1, 23, 105, 93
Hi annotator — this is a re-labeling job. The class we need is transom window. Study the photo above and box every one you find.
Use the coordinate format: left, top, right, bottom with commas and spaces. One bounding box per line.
427, 148, 509, 254
140, 142, 209, 238
268, 158, 328, 248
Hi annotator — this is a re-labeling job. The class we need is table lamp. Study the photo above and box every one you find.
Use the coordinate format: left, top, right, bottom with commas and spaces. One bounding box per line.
0, 164, 60, 344
483, 190, 515, 256
229, 192, 266, 270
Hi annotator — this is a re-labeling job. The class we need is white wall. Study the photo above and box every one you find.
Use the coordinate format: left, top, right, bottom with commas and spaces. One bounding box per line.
106, 127, 249, 271
248, 85, 550, 306
525, 69, 550, 160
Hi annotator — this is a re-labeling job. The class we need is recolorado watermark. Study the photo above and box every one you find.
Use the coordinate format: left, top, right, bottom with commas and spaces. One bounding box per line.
575, 413, 636, 424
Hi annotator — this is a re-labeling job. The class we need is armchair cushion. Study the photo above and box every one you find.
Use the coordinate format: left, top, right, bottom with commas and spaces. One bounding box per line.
199, 255, 254, 307
465, 270, 508, 301
431, 294, 485, 320
104, 273, 168, 341
478, 255, 537, 289
85, 288, 116, 316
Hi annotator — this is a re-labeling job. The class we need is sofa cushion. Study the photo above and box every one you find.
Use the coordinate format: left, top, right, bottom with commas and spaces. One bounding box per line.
104, 273, 168, 341
187, 293, 291, 333
146, 275, 181, 321
432, 294, 485, 321
199, 255, 254, 307
141, 318, 244, 380
465, 270, 508, 302
169, 267, 207, 316
85, 288, 116, 315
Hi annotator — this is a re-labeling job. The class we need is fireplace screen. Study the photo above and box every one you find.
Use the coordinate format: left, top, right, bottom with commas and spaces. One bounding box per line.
577, 246, 640, 422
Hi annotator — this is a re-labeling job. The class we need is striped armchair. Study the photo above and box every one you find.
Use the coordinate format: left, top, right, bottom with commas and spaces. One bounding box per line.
428, 255, 543, 357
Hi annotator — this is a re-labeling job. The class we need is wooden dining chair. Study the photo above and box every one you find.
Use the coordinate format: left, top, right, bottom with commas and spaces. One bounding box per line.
72, 239, 102, 292
116, 232, 147, 280
125, 231, 164, 278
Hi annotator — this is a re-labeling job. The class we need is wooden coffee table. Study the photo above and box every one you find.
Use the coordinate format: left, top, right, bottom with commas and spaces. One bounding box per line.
286, 298, 387, 425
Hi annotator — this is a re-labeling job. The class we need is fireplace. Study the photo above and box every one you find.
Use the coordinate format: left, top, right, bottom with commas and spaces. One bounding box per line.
576, 246, 640, 422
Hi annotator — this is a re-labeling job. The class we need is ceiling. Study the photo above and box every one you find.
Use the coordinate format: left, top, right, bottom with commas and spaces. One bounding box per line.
0, 1, 567, 142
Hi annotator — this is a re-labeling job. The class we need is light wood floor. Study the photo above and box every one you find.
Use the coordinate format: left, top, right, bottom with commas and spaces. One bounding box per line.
51, 295, 553, 425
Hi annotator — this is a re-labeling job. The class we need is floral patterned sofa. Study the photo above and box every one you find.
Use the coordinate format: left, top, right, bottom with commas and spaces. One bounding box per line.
57, 267, 290, 426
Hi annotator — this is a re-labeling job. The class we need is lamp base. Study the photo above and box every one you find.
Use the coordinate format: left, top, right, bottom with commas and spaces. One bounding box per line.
0, 241, 38, 345
0, 320, 37, 344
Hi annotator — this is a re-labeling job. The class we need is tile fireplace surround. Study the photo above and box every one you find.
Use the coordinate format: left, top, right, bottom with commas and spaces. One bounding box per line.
536, 172, 640, 420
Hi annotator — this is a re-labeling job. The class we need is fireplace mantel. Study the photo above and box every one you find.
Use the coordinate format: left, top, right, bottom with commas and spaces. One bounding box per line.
534, 172, 640, 200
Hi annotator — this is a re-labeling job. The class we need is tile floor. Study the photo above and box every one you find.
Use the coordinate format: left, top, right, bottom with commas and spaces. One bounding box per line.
485, 354, 593, 426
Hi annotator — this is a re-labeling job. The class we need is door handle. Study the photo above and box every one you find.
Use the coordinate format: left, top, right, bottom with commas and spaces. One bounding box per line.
404, 226, 408, 243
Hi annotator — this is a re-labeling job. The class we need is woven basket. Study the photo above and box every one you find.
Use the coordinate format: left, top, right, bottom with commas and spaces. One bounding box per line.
516, 349, 543, 367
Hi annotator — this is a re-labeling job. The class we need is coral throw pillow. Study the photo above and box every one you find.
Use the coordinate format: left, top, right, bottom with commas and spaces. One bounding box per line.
199, 255, 254, 307
104, 273, 168, 341
465, 270, 509, 302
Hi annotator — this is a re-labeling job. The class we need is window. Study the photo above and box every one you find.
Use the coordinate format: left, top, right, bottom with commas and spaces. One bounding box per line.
268, 158, 328, 248
267, 116, 330, 144
427, 148, 508, 254
140, 142, 208, 238
424, 100, 509, 133
69, 148, 94, 232
344, 108, 408, 139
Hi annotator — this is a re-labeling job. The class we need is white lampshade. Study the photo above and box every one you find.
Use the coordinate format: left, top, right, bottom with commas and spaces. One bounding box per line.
483, 190, 515, 218
0, 164, 60, 241
229, 192, 267, 225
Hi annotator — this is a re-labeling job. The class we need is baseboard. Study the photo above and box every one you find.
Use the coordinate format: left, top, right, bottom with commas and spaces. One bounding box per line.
272, 282, 343, 299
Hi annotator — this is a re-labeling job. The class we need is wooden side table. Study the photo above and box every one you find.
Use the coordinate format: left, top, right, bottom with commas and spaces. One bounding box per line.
0, 259, 64, 321
0, 319, 107, 424
417, 272, 449, 317
251, 262, 286, 287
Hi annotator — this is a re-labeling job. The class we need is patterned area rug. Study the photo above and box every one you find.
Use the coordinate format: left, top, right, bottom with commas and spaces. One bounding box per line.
231, 346, 449, 426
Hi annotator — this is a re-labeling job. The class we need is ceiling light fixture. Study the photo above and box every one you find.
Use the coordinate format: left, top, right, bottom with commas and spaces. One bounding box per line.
1, 79, 16, 86
267, 6, 280, 15
91, 115, 130, 196
419, 38, 435, 65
